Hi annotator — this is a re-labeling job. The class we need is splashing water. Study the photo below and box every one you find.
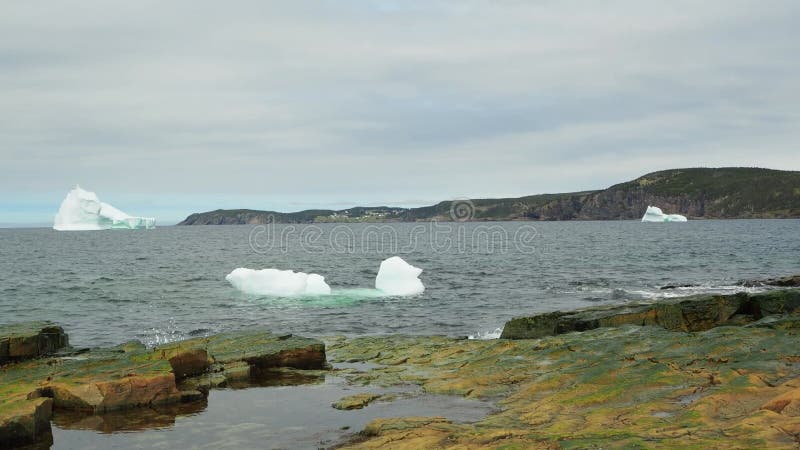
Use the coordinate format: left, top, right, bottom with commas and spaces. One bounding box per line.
468, 328, 504, 340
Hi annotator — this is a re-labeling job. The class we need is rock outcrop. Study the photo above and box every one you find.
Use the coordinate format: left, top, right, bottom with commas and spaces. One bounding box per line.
500, 289, 800, 339
0, 326, 326, 447
741, 274, 800, 288
0, 321, 68, 365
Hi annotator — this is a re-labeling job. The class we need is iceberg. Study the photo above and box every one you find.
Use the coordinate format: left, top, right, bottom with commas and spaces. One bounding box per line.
641, 206, 687, 223
53, 185, 155, 231
225, 256, 424, 298
225, 268, 331, 296
375, 256, 425, 296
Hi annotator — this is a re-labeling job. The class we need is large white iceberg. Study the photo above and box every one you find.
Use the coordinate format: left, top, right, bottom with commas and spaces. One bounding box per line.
225, 268, 331, 296
225, 256, 425, 298
53, 186, 155, 231
641, 206, 687, 223
375, 256, 425, 296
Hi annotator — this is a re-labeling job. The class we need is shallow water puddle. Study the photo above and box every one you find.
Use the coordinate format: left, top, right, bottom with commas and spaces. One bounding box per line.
48, 372, 494, 449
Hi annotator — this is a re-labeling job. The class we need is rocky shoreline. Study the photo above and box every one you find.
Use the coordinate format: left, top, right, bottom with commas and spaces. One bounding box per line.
501, 288, 800, 339
0, 326, 326, 447
3, 285, 800, 448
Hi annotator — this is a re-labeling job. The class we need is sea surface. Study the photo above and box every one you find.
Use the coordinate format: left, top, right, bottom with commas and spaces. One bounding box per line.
1, 220, 799, 348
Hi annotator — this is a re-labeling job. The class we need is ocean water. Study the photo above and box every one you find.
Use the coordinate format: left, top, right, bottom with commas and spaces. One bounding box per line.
1, 220, 798, 348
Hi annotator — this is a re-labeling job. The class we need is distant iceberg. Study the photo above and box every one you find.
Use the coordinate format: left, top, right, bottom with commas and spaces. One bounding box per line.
226, 268, 331, 296
375, 256, 425, 296
641, 206, 687, 223
53, 185, 156, 231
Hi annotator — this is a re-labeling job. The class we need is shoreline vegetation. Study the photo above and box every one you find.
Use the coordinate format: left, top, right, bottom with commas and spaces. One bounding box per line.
3, 275, 800, 448
178, 167, 800, 225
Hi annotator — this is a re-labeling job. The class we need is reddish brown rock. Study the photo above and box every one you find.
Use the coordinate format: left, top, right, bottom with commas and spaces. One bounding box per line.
0, 322, 69, 365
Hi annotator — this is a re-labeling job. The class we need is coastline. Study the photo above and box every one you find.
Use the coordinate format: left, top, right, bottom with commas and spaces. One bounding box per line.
3, 283, 800, 448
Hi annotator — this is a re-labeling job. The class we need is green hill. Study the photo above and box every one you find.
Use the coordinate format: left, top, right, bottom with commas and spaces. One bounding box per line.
177, 167, 800, 224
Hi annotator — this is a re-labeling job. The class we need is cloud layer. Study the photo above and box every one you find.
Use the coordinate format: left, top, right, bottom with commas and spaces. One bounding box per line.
2, 1, 799, 223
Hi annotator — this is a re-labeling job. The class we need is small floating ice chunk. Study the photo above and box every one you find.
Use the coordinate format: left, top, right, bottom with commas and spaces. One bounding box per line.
375, 256, 425, 296
226, 268, 332, 296
53, 185, 155, 230
641, 205, 687, 223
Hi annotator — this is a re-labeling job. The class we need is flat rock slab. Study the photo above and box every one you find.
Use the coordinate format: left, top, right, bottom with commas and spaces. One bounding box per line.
0, 327, 326, 447
0, 321, 68, 365
198, 331, 326, 369
332, 393, 383, 410
158, 330, 327, 388
501, 289, 800, 339
329, 324, 800, 448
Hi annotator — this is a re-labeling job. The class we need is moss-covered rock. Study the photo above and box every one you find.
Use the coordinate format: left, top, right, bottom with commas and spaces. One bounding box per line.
0, 397, 53, 448
501, 289, 800, 339
0, 321, 68, 365
332, 393, 382, 410
198, 331, 326, 369
0, 326, 326, 447
330, 323, 800, 449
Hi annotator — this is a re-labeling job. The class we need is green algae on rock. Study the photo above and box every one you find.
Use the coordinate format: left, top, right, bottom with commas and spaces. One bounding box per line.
332, 393, 383, 410
0, 321, 68, 365
330, 323, 800, 449
0, 325, 326, 447
501, 289, 800, 339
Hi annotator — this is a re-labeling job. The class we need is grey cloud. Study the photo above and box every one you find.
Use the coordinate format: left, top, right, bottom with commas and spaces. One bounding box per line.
1, 1, 799, 223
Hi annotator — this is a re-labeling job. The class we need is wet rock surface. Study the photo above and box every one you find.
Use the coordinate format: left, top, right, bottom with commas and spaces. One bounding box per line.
0, 326, 326, 447
741, 274, 800, 288
328, 322, 800, 449
0, 322, 68, 365
332, 393, 383, 410
501, 289, 800, 339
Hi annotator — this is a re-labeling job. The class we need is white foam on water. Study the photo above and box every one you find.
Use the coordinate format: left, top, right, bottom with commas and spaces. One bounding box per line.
226, 268, 332, 296
468, 327, 504, 340
375, 256, 425, 296
639, 284, 768, 299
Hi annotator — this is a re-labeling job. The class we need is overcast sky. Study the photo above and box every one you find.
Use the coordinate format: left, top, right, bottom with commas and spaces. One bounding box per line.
2, 1, 799, 225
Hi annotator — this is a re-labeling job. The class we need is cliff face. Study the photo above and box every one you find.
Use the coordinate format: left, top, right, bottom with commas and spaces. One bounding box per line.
572, 190, 708, 220
179, 167, 800, 224
526, 168, 800, 220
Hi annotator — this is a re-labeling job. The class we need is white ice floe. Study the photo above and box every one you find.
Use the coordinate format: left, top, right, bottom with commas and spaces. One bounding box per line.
226, 256, 424, 298
225, 268, 332, 296
375, 256, 425, 296
641, 205, 687, 223
53, 185, 156, 231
